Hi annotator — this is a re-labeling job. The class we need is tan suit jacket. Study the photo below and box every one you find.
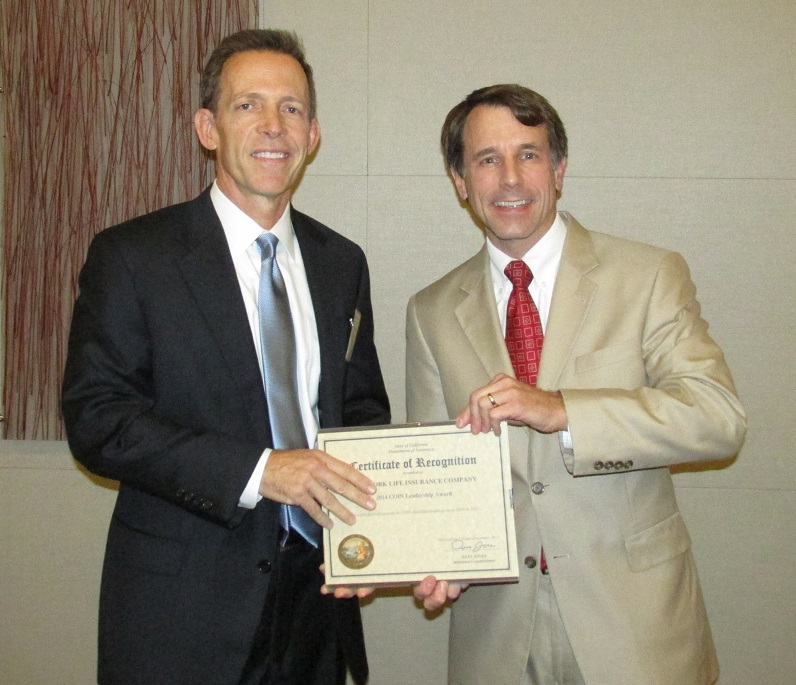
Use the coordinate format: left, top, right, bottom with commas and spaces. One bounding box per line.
405, 213, 746, 685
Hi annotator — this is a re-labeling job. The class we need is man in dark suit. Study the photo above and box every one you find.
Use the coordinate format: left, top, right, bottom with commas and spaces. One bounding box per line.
62, 29, 390, 685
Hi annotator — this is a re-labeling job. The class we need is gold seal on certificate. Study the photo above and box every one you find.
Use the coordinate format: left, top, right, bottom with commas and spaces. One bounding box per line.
318, 422, 518, 587
338, 534, 375, 570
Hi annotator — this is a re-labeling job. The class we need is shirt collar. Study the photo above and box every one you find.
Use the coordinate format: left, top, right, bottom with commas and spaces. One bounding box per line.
210, 181, 298, 261
487, 212, 567, 286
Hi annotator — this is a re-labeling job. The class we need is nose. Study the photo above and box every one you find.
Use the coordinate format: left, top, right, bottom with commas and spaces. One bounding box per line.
258, 105, 284, 137
500, 157, 519, 187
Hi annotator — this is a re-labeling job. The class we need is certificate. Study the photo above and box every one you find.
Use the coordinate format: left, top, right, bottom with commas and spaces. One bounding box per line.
318, 422, 518, 587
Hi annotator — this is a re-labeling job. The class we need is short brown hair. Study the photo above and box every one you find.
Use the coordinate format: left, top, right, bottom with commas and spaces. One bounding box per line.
441, 84, 567, 176
200, 29, 317, 118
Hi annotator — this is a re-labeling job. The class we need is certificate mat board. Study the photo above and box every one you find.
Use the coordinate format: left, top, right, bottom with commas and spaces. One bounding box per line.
318, 422, 518, 587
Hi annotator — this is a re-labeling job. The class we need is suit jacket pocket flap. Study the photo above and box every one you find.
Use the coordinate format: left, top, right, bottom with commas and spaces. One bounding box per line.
109, 515, 188, 576
624, 511, 691, 572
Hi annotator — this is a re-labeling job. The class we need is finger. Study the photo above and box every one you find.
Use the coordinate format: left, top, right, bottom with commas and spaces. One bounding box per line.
322, 456, 377, 495
316, 493, 354, 527
308, 476, 375, 527
473, 391, 496, 434
413, 575, 438, 601
425, 580, 450, 611
336, 586, 375, 600
294, 491, 335, 528
447, 583, 465, 600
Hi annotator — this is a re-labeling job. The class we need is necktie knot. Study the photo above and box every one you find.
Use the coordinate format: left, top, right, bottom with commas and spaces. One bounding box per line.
256, 232, 278, 262
505, 260, 533, 290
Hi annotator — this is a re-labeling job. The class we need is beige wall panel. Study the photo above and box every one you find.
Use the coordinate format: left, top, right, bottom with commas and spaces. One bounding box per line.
291, 175, 369, 247
261, 0, 369, 176
367, 0, 796, 180
0, 443, 116, 684
367, 176, 487, 421
676, 487, 796, 685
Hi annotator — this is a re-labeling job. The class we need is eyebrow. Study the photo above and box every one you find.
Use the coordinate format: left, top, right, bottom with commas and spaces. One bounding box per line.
228, 92, 306, 106
472, 142, 542, 158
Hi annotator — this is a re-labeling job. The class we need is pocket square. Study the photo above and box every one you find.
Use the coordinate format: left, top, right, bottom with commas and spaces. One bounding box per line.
345, 309, 361, 362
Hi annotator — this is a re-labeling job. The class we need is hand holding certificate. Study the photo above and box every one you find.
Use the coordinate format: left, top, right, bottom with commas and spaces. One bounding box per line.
318, 422, 518, 587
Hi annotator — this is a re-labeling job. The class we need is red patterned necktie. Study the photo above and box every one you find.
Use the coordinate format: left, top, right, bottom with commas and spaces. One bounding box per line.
504, 260, 544, 386
504, 260, 549, 573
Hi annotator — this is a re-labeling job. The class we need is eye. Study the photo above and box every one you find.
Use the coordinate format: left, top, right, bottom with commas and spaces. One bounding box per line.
521, 151, 538, 160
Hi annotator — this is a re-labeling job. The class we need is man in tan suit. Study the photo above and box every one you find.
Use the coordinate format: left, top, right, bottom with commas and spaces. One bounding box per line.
406, 85, 746, 684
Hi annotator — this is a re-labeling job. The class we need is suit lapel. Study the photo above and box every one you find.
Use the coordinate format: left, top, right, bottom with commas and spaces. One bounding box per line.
177, 191, 270, 442
540, 212, 599, 388
455, 246, 515, 381
290, 208, 340, 428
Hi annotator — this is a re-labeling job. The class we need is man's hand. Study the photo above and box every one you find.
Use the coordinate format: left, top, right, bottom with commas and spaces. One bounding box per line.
413, 575, 467, 611
457, 373, 568, 435
260, 449, 376, 528
319, 564, 376, 600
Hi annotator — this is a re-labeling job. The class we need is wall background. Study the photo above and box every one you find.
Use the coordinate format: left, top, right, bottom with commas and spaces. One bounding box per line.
1, 1, 794, 682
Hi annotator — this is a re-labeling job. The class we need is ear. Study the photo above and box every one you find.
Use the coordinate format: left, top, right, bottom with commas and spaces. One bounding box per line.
554, 157, 567, 193
194, 108, 218, 151
451, 169, 468, 201
308, 117, 321, 155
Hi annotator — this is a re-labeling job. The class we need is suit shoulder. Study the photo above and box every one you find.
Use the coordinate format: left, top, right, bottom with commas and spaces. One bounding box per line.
564, 221, 693, 298
577, 220, 681, 264
291, 207, 365, 257
93, 194, 203, 249
412, 250, 485, 302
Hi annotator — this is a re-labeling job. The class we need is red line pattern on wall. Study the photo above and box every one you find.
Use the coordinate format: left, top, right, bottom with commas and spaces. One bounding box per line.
1, 1, 257, 439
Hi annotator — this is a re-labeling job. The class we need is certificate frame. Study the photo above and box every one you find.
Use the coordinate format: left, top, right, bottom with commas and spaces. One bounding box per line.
318, 422, 518, 587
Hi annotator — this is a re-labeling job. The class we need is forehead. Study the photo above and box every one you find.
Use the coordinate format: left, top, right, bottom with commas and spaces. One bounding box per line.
462, 105, 549, 154
218, 49, 309, 102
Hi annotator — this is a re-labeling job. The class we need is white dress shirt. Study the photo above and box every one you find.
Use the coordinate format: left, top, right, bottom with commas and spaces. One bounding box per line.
486, 212, 572, 450
486, 212, 567, 334
211, 182, 321, 508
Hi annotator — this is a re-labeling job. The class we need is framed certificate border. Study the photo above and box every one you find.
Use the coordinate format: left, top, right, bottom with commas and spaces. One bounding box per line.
318, 422, 518, 587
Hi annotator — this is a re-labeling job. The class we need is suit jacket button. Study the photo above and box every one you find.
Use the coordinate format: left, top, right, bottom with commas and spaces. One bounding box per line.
605, 461, 614, 469
531, 482, 545, 495
257, 559, 272, 574
594, 461, 604, 471
201, 500, 213, 510
183, 491, 195, 502
626, 460, 634, 468
524, 556, 537, 569
615, 461, 625, 469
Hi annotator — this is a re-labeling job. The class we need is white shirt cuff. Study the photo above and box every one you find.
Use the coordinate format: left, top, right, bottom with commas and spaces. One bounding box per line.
559, 427, 574, 474
239, 449, 270, 509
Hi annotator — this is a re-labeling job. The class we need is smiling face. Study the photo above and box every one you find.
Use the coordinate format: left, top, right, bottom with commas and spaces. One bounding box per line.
452, 104, 566, 258
194, 49, 319, 228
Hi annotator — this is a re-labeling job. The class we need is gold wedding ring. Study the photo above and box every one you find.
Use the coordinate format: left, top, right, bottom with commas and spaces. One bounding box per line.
487, 393, 498, 407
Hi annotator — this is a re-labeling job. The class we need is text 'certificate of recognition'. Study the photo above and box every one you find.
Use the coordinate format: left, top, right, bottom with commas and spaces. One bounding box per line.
318, 422, 518, 587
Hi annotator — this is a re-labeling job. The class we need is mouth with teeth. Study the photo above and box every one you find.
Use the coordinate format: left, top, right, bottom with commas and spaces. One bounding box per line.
494, 199, 531, 208
252, 151, 289, 159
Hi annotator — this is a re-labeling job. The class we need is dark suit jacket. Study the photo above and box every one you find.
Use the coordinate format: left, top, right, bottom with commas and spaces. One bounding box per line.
62, 188, 390, 684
